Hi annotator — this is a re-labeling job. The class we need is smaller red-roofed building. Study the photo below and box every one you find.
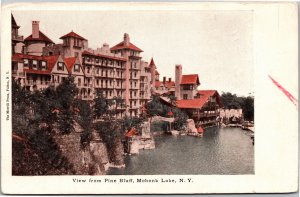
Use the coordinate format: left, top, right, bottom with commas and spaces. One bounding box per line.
24, 21, 54, 56
177, 90, 222, 127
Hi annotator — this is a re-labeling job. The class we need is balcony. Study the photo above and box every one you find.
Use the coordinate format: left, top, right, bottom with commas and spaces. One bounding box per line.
192, 111, 219, 118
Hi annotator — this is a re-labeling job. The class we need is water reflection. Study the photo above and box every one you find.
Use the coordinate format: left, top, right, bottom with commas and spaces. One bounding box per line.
108, 127, 254, 175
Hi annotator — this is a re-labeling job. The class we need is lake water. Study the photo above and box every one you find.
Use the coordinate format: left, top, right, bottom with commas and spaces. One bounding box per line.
108, 127, 254, 175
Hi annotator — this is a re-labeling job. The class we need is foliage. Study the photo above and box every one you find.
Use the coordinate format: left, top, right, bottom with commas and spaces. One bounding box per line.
145, 95, 169, 117
12, 129, 73, 175
172, 108, 188, 130
12, 78, 78, 175
221, 92, 254, 121
55, 76, 78, 134
93, 90, 113, 119
122, 115, 145, 135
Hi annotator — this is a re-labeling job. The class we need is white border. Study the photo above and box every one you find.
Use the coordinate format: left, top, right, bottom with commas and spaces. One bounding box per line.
1, 2, 298, 194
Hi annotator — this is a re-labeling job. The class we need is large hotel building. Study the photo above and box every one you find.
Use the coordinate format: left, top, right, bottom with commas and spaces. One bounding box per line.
12, 14, 222, 127
11, 15, 159, 117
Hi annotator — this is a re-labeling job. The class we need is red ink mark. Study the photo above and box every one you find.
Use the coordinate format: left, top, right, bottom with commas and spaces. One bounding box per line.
268, 75, 298, 109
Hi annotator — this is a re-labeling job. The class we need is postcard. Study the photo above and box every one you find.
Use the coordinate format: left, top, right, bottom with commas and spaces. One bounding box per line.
1, 2, 298, 194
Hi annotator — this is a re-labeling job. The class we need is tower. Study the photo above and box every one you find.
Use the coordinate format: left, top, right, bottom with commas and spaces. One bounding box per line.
175, 64, 182, 100
149, 58, 156, 88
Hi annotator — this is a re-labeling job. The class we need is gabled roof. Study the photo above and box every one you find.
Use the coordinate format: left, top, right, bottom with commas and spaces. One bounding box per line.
111, 41, 143, 52
60, 31, 87, 41
82, 50, 127, 61
180, 74, 200, 85
64, 57, 77, 73
24, 31, 54, 44
43, 55, 60, 72
177, 90, 221, 109
12, 53, 64, 75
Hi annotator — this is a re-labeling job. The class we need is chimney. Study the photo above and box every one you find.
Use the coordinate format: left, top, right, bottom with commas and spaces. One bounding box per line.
32, 21, 40, 39
163, 77, 166, 84
175, 64, 182, 100
168, 77, 171, 82
124, 33, 130, 46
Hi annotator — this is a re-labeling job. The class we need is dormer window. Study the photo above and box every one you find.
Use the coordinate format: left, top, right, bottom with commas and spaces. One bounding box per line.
24, 59, 29, 67
32, 60, 38, 69
57, 62, 64, 71
41, 61, 47, 70
74, 64, 80, 72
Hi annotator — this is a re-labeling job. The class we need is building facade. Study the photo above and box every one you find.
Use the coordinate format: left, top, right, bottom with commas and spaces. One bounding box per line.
11, 17, 153, 117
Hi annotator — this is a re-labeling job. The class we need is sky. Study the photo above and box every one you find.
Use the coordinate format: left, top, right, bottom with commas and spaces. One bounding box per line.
13, 10, 253, 96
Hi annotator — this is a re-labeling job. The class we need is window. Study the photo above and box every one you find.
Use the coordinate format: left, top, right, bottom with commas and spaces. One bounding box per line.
134, 91, 136, 97
57, 62, 64, 71
183, 85, 193, 90
86, 67, 90, 73
74, 64, 80, 72
134, 72, 136, 78
24, 59, 29, 67
183, 94, 188, 100
41, 61, 47, 70
32, 60, 38, 69
78, 78, 81, 86
134, 81, 137, 87
96, 58, 99, 63
75, 52, 79, 57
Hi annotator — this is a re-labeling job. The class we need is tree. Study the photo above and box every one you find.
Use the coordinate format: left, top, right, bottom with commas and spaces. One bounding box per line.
55, 76, 78, 134
173, 108, 188, 130
93, 90, 113, 119
221, 92, 254, 121
12, 81, 74, 175
145, 95, 169, 117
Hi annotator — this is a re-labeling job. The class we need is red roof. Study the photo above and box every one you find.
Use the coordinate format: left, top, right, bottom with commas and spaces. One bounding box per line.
60, 31, 87, 41
167, 111, 174, 116
24, 31, 54, 44
12, 53, 45, 61
82, 50, 127, 62
111, 41, 143, 52
177, 90, 220, 109
125, 128, 137, 137
43, 55, 60, 72
155, 81, 175, 89
12, 53, 62, 74
197, 127, 204, 133
149, 58, 156, 67
177, 99, 207, 109
64, 57, 77, 73
180, 74, 200, 85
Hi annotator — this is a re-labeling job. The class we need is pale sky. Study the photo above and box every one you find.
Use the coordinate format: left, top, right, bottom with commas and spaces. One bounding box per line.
13, 10, 253, 96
